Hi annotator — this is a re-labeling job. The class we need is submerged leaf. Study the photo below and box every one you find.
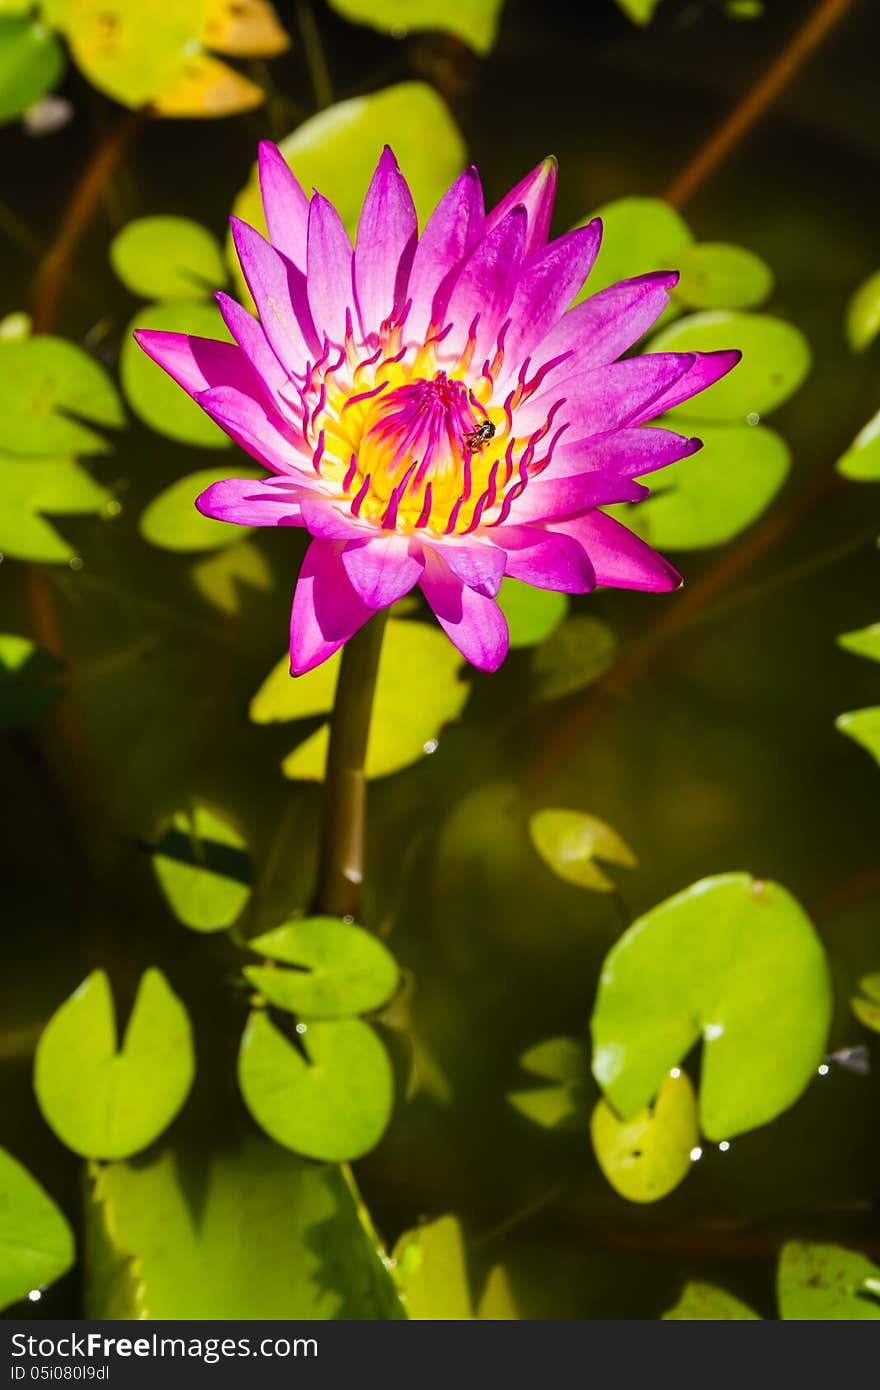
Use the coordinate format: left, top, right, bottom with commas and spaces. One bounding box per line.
0, 335, 123, 456
508, 1035, 590, 1131
34, 969, 195, 1159
153, 804, 251, 932
530, 616, 617, 700
245, 917, 399, 1019
0, 633, 62, 728
0, 1147, 74, 1312
851, 974, 880, 1033
530, 808, 636, 891
238, 1012, 393, 1161
111, 216, 226, 299
591, 1069, 699, 1203
591, 873, 832, 1139
663, 1281, 761, 1320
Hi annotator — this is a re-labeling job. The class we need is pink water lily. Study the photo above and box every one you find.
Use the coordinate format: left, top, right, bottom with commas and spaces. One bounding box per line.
136, 145, 739, 674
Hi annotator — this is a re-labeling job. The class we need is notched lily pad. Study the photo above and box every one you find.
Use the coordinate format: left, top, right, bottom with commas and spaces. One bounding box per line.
836, 708, 880, 769
244, 916, 399, 1019
0, 452, 113, 563
111, 216, 226, 300
0, 633, 62, 729
507, 1034, 590, 1131
529, 808, 636, 892
0, 335, 124, 456
591, 1069, 698, 1204
0, 1147, 75, 1312
152, 804, 251, 932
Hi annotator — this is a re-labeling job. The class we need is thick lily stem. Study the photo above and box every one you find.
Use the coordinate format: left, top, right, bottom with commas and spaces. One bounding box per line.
316, 611, 389, 918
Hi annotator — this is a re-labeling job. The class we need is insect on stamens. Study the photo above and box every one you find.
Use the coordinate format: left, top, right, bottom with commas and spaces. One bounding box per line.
462, 420, 496, 453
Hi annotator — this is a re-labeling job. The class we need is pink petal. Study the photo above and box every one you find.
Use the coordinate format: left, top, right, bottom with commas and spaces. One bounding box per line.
196, 476, 305, 527
510, 472, 648, 522
214, 291, 288, 397
341, 533, 424, 608
551, 510, 681, 592
441, 207, 527, 365
258, 141, 309, 269
289, 538, 373, 675
428, 538, 507, 597
548, 427, 702, 480
516, 353, 695, 438
633, 349, 741, 422
196, 385, 311, 476
494, 524, 595, 592
306, 193, 353, 347
537, 271, 680, 377
485, 156, 557, 257
134, 330, 259, 402
419, 549, 509, 672
230, 216, 318, 372
500, 220, 602, 370
300, 496, 374, 540
354, 146, 418, 336
407, 166, 485, 341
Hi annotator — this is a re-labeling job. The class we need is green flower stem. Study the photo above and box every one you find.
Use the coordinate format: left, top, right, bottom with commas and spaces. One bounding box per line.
316, 610, 388, 919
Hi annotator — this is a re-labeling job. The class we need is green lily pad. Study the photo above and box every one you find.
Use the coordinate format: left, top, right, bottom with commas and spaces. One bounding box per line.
152, 804, 251, 932
530, 616, 618, 700
498, 578, 568, 648
663, 1281, 761, 1319
238, 1012, 393, 1161
0, 633, 62, 729
507, 1035, 590, 1131
0, 452, 112, 563
192, 538, 272, 613
591, 873, 832, 1139
778, 1242, 880, 1320
529, 808, 637, 891
392, 1215, 473, 1319
651, 311, 811, 421
836, 708, 880, 769
85, 1138, 404, 1319
613, 0, 664, 22
0, 16, 65, 124
575, 196, 692, 303
838, 624, 880, 663
121, 300, 232, 448
0, 1147, 75, 1312
591, 1069, 699, 1204
845, 269, 880, 352
325, 0, 504, 54
244, 917, 399, 1019
230, 82, 466, 287
836, 408, 880, 481
617, 422, 790, 550
674, 242, 773, 310
111, 216, 226, 300
0, 335, 124, 456
851, 973, 880, 1033
251, 619, 469, 780
140, 467, 260, 553
34, 969, 195, 1160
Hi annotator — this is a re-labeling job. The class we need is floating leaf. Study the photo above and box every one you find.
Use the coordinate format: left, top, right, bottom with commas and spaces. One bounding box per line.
245, 917, 399, 1019
0, 1147, 74, 1312
498, 578, 567, 649
507, 1035, 590, 1131
591, 873, 832, 1139
35, 969, 195, 1159
530, 616, 617, 700
836, 708, 880, 769
238, 1012, 392, 1161
0, 335, 123, 456
231, 82, 466, 289
0, 633, 61, 728
111, 216, 226, 300
140, 466, 261, 553
0, 310, 30, 340
153, 804, 251, 932
851, 974, 880, 1033
251, 619, 469, 780
836, 408, 880, 481
192, 538, 271, 613
591, 1069, 699, 1203
85, 1138, 404, 1318
778, 1242, 880, 1320
575, 197, 691, 303
393, 1215, 473, 1319
674, 243, 773, 310
202, 0, 290, 57
152, 51, 264, 118
0, 17, 65, 124
613, 0, 664, 22
519, 1036, 590, 1083
0, 453, 112, 562
325, 0, 504, 54
530, 808, 636, 892
845, 270, 880, 353
663, 1281, 761, 1320
616, 423, 790, 550
121, 301, 232, 447
838, 624, 880, 663
651, 311, 810, 422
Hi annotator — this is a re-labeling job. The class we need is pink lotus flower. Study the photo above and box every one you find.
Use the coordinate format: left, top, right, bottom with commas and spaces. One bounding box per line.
136, 146, 739, 674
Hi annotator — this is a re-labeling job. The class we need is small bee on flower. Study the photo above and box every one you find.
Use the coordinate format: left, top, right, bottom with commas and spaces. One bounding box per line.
463, 419, 497, 453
